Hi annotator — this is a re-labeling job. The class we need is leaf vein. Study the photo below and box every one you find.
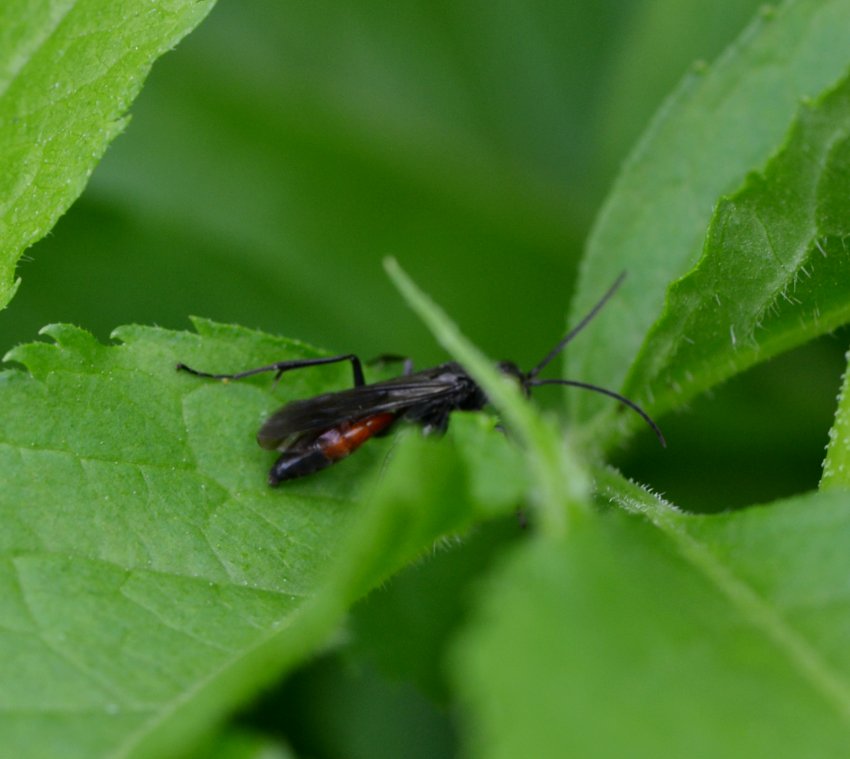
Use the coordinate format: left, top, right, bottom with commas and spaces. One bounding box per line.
604, 472, 850, 723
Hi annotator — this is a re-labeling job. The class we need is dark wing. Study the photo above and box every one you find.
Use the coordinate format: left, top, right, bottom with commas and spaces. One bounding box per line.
257, 364, 466, 449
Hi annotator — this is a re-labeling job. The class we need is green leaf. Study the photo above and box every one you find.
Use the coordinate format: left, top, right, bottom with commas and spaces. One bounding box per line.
0, 0, 217, 312
822, 354, 850, 489
452, 476, 850, 758
0, 320, 498, 758
619, 71, 850, 427
568, 0, 850, 427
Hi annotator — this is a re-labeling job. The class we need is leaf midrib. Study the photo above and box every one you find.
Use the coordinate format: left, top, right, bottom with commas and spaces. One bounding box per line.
602, 468, 850, 724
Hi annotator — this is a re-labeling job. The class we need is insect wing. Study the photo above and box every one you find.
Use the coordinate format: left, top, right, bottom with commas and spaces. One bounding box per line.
257, 369, 463, 449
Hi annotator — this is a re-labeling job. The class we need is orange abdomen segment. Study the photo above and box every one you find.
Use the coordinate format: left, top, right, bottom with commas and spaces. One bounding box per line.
318, 412, 396, 461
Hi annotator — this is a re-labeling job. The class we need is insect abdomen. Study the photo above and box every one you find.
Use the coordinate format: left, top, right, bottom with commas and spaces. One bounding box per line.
269, 412, 396, 485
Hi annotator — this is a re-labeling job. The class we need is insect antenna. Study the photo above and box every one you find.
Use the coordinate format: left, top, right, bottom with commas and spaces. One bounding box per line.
526, 272, 626, 380
521, 274, 665, 447
527, 378, 666, 447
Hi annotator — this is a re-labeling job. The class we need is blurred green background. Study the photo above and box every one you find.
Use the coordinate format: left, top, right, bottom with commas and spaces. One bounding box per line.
6, 1, 848, 756
5, 0, 766, 366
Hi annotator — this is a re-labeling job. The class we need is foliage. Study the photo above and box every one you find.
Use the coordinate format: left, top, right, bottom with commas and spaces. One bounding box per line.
3, 1, 850, 758
0, 0, 216, 310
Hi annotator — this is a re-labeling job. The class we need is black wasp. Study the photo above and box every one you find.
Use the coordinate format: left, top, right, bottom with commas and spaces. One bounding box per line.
177, 274, 665, 485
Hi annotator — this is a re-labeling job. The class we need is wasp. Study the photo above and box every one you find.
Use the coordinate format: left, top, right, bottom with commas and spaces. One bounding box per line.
177, 274, 664, 485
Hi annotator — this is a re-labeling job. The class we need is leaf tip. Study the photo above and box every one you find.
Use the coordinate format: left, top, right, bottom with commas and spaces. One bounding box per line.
37, 323, 97, 348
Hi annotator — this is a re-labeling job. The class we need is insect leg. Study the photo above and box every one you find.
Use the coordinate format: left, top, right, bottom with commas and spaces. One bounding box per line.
177, 354, 367, 387
412, 407, 452, 436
